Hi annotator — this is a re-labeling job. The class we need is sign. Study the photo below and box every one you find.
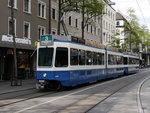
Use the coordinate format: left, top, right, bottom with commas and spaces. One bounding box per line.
2, 35, 31, 45
34, 41, 38, 47
40, 35, 53, 46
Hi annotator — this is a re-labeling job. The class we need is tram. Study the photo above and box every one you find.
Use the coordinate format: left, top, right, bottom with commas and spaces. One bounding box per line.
36, 35, 140, 90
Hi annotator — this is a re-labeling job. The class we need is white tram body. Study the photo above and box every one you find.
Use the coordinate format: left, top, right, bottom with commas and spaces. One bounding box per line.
36, 36, 139, 89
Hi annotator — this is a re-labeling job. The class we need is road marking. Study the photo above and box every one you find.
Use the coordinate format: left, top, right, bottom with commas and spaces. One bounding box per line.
137, 76, 150, 113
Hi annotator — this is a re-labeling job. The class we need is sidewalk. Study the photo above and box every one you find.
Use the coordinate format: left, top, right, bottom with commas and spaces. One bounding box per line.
0, 79, 36, 94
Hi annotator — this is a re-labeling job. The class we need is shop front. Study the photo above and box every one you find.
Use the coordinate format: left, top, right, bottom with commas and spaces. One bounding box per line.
0, 35, 36, 80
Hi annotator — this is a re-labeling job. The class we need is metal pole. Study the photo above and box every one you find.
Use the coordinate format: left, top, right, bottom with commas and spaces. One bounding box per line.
101, 15, 103, 44
11, 0, 18, 86
49, 0, 51, 34
58, 0, 61, 35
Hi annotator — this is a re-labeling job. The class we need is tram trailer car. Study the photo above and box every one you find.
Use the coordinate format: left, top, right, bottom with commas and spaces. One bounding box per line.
123, 54, 139, 74
106, 50, 124, 78
36, 40, 139, 90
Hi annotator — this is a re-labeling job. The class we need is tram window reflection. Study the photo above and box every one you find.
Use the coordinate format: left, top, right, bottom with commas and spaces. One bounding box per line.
86, 51, 93, 65
97, 53, 104, 65
70, 48, 78, 65
55, 47, 68, 67
38, 48, 54, 66
79, 49, 86, 65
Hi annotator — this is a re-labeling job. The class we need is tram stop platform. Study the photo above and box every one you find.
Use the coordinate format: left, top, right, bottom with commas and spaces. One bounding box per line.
0, 79, 36, 94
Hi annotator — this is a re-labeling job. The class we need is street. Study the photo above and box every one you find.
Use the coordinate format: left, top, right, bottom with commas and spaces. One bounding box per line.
0, 68, 150, 113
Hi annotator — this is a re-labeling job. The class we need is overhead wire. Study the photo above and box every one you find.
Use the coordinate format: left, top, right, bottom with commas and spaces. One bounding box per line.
135, 0, 148, 26
147, 0, 150, 7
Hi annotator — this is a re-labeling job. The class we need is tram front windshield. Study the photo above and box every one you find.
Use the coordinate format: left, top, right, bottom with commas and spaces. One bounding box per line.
38, 48, 54, 66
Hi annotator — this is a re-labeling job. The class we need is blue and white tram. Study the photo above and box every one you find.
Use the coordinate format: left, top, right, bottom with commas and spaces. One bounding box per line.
36, 37, 139, 89
106, 50, 124, 78
36, 40, 106, 89
123, 53, 139, 74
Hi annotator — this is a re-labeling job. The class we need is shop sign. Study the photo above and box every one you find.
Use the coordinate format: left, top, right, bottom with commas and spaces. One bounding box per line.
1, 35, 31, 45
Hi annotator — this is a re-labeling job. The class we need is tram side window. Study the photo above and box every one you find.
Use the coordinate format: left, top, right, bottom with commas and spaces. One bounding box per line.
97, 53, 104, 65
116, 56, 123, 65
108, 54, 116, 65
86, 51, 93, 65
93, 52, 97, 65
124, 57, 128, 65
70, 48, 78, 65
136, 59, 139, 64
55, 47, 68, 67
129, 58, 133, 64
79, 49, 86, 65
38, 48, 54, 66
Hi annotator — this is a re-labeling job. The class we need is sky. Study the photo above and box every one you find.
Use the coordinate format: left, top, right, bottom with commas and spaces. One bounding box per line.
112, 0, 150, 30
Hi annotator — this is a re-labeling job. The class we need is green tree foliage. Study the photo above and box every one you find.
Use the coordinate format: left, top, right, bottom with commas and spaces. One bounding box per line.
124, 8, 141, 52
58, 0, 105, 39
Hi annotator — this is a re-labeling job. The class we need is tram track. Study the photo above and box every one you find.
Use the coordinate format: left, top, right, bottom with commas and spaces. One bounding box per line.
0, 89, 58, 107
54, 70, 150, 113
1, 69, 149, 113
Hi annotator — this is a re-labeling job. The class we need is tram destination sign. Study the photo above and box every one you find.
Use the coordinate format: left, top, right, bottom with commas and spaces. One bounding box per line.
40, 35, 53, 46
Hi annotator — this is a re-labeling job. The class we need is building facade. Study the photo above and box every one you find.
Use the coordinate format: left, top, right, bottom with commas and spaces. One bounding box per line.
0, 0, 50, 80
0, 0, 117, 80
51, 0, 116, 45
102, 0, 116, 45
116, 12, 129, 46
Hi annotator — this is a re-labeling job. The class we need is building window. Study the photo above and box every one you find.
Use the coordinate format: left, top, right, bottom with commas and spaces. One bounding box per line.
8, 17, 16, 36
51, 28, 57, 35
94, 27, 96, 35
75, 19, 78, 28
23, 21, 30, 39
91, 26, 93, 34
52, 8, 55, 19
38, 1, 46, 18
116, 21, 120, 26
87, 24, 89, 32
23, 0, 31, 13
69, 16, 71, 25
8, 0, 17, 8
38, 25, 46, 39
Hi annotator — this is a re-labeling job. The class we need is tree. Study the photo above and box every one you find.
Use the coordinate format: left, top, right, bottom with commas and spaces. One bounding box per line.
123, 8, 141, 52
76, 0, 105, 39
58, 0, 105, 39
57, 0, 78, 35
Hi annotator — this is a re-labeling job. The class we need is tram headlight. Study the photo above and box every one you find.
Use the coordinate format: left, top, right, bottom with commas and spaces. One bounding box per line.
43, 73, 47, 78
